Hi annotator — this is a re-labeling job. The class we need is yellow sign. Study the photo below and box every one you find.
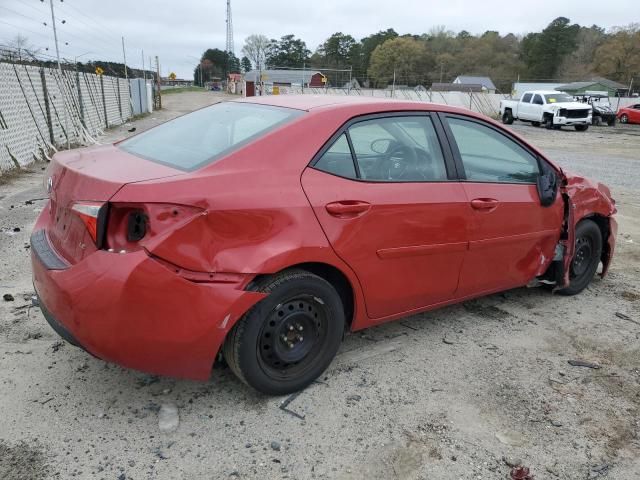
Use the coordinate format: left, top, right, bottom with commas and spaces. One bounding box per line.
272, 86, 279, 95
95, 66, 104, 76
169, 72, 177, 80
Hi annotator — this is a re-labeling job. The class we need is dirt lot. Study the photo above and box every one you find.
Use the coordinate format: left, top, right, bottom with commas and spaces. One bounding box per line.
1, 93, 639, 480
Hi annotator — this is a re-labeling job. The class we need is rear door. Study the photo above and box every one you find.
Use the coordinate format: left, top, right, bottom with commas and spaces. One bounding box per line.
302, 113, 470, 319
518, 93, 534, 120
439, 114, 564, 297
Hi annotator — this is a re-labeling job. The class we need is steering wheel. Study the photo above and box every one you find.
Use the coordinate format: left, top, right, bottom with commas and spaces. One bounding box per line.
378, 143, 425, 180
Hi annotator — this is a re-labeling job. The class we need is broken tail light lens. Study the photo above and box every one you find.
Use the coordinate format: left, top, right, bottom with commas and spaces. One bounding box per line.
71, 202, 107, 246
105, 203, 203, 253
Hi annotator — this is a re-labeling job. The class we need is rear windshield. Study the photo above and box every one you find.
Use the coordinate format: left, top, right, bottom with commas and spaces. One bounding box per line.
119, 102, 303, 170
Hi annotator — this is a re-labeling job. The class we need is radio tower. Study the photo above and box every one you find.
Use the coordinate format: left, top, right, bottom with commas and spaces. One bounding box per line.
225, 0, 234, 56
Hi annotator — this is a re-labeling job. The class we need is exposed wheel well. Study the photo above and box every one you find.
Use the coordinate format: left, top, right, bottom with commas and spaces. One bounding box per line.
247, 263, 355, 329
581, 214, 610, 264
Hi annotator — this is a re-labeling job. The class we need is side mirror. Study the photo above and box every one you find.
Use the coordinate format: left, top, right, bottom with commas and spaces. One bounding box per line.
536, 166, 558, 207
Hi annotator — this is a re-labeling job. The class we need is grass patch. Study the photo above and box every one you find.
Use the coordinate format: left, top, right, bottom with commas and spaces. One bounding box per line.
161, 86, 207, 95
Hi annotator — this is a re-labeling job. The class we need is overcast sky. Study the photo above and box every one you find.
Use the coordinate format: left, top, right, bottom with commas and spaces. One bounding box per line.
1, 0, 637, 79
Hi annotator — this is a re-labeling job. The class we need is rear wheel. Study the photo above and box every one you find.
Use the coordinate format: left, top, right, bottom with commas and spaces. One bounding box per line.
502, 110, 514, 125
557, 220, 602, 296
532, 121, 541, 127
620, 114, 628, 124
223, 270, 345, 395
575, 124, 589, 131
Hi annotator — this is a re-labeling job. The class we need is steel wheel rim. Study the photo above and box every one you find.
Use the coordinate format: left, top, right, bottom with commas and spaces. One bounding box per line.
257, 295, 328, 379
571, 236, 593, 278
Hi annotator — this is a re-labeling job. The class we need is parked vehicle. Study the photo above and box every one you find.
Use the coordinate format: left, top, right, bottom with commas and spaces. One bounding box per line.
500, 91, 592, 131
573, 93, 617, 126
617, 103, 640, 124
32, 96, 617, 394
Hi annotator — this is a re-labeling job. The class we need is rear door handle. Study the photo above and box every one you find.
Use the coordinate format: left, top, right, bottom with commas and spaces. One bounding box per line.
470, 198, 499, 211
325, 201, 371, 217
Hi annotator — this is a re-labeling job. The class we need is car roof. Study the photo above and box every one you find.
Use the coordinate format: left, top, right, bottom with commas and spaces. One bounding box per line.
232, 94, 482, 118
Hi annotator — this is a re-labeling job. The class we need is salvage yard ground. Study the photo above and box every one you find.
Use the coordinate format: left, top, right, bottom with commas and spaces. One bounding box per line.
1, 91, 639, 480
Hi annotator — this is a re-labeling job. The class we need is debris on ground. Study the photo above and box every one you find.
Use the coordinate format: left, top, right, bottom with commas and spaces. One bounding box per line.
503, 456, 522, 468
3, 294, 14, 302
270, 441, 281, 451
510, 466, 534, 479
568, 359, 601, 369
158, 403, 179, 432
615, 312, 640, 326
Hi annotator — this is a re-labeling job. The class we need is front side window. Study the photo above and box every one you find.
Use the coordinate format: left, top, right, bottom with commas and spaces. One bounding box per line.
446, 117, 539, 184
119, 102, 303, 170
533, 94, 544, 105
522, 93, 533, 103
347, 116, 448, 182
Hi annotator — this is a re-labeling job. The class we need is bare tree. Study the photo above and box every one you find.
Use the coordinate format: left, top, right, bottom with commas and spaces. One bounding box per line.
3, 35, 41, 61
241, 34, 269, 71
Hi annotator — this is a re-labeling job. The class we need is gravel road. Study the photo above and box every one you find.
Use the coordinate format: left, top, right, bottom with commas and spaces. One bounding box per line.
1, 94, 639, 480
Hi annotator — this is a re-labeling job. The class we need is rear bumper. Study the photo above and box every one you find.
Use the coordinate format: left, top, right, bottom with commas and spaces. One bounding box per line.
31, 229, 265, 380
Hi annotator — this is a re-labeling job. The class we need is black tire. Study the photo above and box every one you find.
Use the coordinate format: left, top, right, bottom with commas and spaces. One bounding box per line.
502, 110, 514, 125
223, 269, 345, 395
532, 121, 541, 127
544, 115, 554, 129
557, 220, 602, 296
620, 114, 628, 124
607, 118, 616, 126
575, 124, 589, 132
594, 116, 602, 126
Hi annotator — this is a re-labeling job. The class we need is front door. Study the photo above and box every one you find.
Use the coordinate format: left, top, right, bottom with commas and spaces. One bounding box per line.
302, 114, 470, 319
440, 114, 564, 297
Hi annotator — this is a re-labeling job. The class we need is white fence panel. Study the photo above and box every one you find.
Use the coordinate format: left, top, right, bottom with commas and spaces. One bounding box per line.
0, 60, 134, 173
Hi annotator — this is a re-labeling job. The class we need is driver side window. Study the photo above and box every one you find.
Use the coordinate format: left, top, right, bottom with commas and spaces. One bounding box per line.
347, 116, 448, 182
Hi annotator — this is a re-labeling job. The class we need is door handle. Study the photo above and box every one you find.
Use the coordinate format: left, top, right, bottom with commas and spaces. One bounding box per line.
470, 198, 499, 211
325, 201, 371, 217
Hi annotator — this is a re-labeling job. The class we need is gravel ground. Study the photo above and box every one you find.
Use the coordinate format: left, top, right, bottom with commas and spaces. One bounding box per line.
1, 95, 639, 480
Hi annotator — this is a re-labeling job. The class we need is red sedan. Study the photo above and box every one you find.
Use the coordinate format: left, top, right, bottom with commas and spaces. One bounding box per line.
617, 103, 640, 124
31, 96, 617, 394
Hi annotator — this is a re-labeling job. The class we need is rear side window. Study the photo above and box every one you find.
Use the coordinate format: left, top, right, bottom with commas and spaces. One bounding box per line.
314, 133, 357, 179
522, 93, 533, 103
119, 102, 303, 170
446, 117, 539, 184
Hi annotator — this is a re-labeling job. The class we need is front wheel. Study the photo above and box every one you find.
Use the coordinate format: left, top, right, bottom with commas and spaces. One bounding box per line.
575, 124, 589, 131
620, 114, 628, 124
532, 121, 541, 127
502, 110, 514, 125
557, 219, 602, 296
223, 270, 345, 395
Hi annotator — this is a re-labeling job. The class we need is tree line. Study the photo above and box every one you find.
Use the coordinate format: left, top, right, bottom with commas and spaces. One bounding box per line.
195, 17, 639, 92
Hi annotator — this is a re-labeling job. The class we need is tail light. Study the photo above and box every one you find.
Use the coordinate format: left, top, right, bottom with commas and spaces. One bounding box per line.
71, 202, 108, 247
105, 203, 203, 253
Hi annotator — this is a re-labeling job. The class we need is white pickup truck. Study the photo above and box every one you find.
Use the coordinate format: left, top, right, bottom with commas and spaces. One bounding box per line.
499, 91, 592, 131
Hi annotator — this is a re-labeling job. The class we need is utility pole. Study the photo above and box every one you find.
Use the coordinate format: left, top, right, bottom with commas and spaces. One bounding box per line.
155, 56, 162, 109
141, 49, 145, 81
392, 69, 396, 98
49, 0, 70, 149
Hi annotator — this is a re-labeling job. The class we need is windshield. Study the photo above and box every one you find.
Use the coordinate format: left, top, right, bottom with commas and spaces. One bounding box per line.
544, 93, 574, 104
119, 102, 303, 170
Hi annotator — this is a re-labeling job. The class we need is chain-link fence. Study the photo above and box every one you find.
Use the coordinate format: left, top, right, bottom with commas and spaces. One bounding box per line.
0, 58, 132, 173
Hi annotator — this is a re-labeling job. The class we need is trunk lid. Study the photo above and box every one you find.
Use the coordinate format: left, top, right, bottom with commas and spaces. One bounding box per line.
45, 144, 183, 264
